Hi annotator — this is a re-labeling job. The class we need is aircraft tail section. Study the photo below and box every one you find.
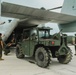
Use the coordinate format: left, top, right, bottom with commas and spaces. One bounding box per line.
59, 0, 76, 32
61, 0, 76, 16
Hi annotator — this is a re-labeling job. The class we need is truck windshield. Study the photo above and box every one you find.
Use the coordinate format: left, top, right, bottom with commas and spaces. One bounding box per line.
39, 30, 50, 38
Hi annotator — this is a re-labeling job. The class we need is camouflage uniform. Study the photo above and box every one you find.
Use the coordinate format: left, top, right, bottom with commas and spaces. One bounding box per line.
75, 34, 76, 55
0, 36, 2, 58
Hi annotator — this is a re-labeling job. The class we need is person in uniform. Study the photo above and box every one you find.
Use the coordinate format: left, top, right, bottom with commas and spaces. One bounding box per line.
74, 34, 76, 55
0, 33, 4, 60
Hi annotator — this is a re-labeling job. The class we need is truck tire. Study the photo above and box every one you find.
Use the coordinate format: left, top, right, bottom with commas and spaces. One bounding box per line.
16, 44, 24, 58
57, 47, 72, 64
35, 47, 51, 68
48, 50, 52, 64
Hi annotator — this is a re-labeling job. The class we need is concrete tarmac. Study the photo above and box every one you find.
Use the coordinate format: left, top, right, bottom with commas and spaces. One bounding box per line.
0, 46, 76, 75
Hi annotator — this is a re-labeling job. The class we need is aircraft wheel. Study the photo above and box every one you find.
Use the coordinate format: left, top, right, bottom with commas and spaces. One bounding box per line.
35, 47, 50, 68
57, 47, 72, 64
16, 44, 24, 58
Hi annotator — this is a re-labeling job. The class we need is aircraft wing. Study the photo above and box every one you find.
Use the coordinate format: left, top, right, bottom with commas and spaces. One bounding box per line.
1, 2, 76, 25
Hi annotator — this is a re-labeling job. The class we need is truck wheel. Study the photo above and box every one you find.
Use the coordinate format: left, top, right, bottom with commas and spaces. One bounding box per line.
57, 47, 72, 64
35, 47, 50, 68
48, 50, 52, 64
16, 44, 24, 58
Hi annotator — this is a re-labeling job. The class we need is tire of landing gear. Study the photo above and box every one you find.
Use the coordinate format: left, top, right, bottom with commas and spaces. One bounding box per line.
57, 47, 72, 64
35, 47, 51, 68
16, 44, 24, 58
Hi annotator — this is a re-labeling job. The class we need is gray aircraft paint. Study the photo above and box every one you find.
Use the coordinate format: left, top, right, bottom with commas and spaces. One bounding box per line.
0, 19, 19, 41
0, 0, 19, 41
0, 0, 76, 41
58, 0, 76, 32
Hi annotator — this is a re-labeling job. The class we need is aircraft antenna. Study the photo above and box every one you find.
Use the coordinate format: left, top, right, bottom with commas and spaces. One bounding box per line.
48, 6, 62, 10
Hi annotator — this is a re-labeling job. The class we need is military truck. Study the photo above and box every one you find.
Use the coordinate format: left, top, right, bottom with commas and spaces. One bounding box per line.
16, 27, 72, 68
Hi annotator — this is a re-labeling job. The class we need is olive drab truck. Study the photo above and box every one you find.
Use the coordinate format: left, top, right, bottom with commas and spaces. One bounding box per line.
16, 27, 72, 68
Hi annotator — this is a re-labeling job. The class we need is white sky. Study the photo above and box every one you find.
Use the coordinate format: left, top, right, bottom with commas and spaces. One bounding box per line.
1, 0, 67, 34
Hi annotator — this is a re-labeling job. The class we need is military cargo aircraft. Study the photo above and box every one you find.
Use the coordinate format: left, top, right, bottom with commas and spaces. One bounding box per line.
0, 0, 76, 43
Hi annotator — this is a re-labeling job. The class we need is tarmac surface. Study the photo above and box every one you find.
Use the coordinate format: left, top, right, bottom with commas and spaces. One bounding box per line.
0, 45, 76, 75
